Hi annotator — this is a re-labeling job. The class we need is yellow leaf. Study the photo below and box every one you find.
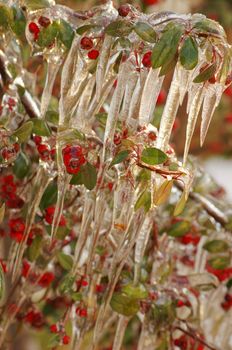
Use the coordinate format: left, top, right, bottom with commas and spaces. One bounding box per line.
0, 203, 5, 224
174, 191, 187, 216
154, 180, 173, 206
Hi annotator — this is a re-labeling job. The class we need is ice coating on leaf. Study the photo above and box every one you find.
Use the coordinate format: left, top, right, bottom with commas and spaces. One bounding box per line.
157, 66, 180, 151
183, 84, 205, 165
200, 83, 224, 146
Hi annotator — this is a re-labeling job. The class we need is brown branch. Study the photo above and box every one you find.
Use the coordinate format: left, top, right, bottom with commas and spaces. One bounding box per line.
137, 160, 186, 178
175, 182, 228, 227
0, 50, 40, 119
175, 326, 219, 350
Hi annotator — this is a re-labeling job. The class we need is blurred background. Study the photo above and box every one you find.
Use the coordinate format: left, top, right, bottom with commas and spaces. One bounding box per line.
56, 0, 232, 199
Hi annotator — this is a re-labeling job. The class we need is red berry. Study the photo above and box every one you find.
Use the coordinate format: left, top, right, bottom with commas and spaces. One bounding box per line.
79, 308, 87, 317
118, 4, 131, 17
38, 272, 55, 287
38, 16, 51, 28
33, 136, 42, 145
28, 22, 40, 40
62, 335, 70, 345
143, 0, 159, 6
80, 37, 94, 50
88, 49, 99, 60
157, 90, 166, 105
180, 232, 200, 246
81, 280, 88, 287
50, 324, 58, 333
142, 51, 152, 68
225, 114, 232, 124
148, 131, 157, 141
37, 144, 51, 161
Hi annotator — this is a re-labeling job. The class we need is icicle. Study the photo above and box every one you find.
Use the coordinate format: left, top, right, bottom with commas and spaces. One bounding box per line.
103, 60, 131, 148
157, 66, 180, 151
112, 316, 129, 350
128, 70, 147, 125
183, 84, 205, 165
200, 83, 224, 146
139, 68, 164, 126
59, 37, 89, 126
50, 173, 71, 242
134, 213, 153, 283
134, 214, 153, 266
120, 70, 138, 122
176, 64, 191, 105
96, 35, 112, 101
73, 75, 96, 129
11, 168, 51, 281
40, 58, 61, 119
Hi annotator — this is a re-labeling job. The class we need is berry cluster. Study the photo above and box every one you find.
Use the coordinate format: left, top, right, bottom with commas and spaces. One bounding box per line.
80, 36, 99, 60
28, 16, 51, 41
62, 145, 86, 174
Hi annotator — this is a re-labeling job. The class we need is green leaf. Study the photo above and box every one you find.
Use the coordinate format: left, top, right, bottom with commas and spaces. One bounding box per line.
28, 235, 43, 262
32, 119, 51, 137
135, 189, 151, 213
59, 275, 75, 294
110, 292, 140, 317
203, 240, 229, 253
10, 6, 26, 38
13, 152, 30, 179
37, 21, 59, 48
76, 24, 101, 35
180, 36, 198, 70
58, 19, 74, 49
0, 203, 5, 224
24, 0, 51, 10
152, 23, 184, 69
105, 20, 133, 37
110, 150, 130, 167
13, 121, 33, 143
152, 301, 176, 327
0, 263, 5, 303
141, 147, 168, 165
122, 283, 148, 300
193, 63, 217, 83
226, 279, 232, 289
167, 220, 191, 237
134, 21, 157, 43
208, 256, 230, 270
40, 181, 58, 210
0, 4, 13, 29
70, 292, 82, 302
193, 19, 224, 36
57, 252, 73, 271
70, 162, 97, 190
159, 53, 178, 76
45, 110, 59, 125
135, 190, 150, 211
